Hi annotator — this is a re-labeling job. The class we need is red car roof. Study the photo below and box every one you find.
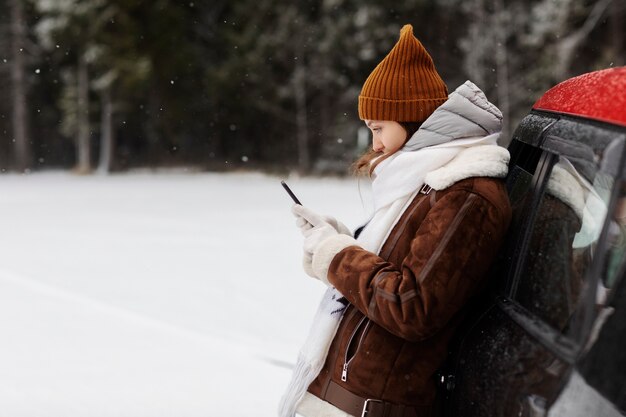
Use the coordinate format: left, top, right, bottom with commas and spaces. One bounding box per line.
533, 67, 626, 128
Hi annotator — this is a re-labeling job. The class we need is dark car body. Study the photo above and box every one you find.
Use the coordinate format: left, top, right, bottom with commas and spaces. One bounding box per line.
442, 67, 626, 417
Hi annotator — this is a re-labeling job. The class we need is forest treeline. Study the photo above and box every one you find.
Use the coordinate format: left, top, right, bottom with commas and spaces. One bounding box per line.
0, 0, 623, 175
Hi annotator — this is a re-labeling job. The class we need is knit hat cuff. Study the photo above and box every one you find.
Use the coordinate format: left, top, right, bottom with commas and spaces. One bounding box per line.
358, 95, 448, 122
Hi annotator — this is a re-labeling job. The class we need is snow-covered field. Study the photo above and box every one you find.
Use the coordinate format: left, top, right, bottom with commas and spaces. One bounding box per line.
0, 171, 369, 417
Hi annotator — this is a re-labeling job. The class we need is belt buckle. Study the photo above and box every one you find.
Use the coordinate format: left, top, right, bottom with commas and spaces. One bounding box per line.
361, 398, 383, 417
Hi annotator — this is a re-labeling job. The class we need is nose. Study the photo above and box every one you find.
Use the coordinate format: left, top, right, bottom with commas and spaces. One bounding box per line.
372, 136, 383, 152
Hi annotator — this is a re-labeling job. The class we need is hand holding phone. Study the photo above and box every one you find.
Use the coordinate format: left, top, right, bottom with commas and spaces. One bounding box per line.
281, 180, 302, 205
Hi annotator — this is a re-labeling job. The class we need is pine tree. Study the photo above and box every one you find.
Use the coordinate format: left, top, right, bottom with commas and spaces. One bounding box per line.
9, 0, 32, 172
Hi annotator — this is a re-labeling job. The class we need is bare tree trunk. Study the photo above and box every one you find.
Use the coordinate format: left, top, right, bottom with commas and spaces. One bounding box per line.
97, 87, 114, 174
10, 0, 31, 172
293, 55, 309, 174
610, 0, 624, 66
463, 0, 487, 88
493, 0, 510, 144
319, 91, 330, 164
76, 52, 91, 173
555, 0, 614, 80
146, 88, 161, 164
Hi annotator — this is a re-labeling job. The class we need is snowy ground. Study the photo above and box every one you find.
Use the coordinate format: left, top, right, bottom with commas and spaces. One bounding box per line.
0, 171, 370, 417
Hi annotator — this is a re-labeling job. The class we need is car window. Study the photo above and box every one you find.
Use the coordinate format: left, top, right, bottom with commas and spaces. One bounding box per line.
513, 137, 622, 335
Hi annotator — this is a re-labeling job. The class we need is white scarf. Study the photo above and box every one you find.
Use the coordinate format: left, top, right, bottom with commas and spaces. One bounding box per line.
279, 81, 508, 417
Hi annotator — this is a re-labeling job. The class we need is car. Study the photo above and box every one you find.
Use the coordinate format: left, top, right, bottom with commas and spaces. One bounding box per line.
441, 67, 626, 417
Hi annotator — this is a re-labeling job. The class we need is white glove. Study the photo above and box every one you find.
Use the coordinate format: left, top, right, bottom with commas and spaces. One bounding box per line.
293, 208, 351, 236
292, 205, 346, 280
301, 250, 315, 278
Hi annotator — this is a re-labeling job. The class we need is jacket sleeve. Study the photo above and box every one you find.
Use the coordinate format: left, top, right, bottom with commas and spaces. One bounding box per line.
318, 189, 510, 342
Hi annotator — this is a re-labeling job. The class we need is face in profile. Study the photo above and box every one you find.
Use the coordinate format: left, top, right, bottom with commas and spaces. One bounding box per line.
365, 120, 407, 155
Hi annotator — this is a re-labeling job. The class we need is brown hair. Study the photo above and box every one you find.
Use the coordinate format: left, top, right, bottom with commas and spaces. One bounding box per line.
351, 122, 422, 176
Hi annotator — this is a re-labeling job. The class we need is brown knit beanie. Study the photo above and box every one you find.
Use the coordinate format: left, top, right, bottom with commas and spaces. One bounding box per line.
358, 24, 448, 122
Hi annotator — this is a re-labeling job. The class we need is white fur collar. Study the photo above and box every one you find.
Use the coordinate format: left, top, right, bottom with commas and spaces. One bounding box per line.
424, 145, 510, 190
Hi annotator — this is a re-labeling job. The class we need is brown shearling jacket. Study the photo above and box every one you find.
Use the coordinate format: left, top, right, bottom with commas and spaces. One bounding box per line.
307, 176, 512, 414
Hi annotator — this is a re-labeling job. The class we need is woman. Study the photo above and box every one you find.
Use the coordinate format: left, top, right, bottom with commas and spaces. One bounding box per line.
280, 24, 512, 417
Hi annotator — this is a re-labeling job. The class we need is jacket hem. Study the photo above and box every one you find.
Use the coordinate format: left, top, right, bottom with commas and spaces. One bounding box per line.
296, 392, 355, 417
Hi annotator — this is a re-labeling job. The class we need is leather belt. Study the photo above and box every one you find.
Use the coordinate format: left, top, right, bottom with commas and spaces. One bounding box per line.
324, 381, 434, 417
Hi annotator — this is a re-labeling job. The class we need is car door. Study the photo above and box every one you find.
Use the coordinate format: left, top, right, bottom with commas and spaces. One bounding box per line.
442, 111, 626, 417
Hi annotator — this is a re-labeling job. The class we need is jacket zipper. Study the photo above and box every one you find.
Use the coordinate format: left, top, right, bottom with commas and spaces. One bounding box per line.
321, 307, 358, 398
341, 316, 371, 382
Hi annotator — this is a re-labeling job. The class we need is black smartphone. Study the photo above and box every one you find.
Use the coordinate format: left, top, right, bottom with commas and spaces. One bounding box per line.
281, 180, 302, 205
